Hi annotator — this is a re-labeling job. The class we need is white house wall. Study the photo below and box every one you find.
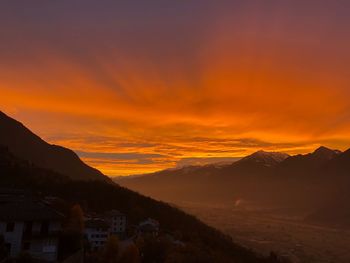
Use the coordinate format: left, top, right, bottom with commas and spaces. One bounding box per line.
0, 221, 24, 257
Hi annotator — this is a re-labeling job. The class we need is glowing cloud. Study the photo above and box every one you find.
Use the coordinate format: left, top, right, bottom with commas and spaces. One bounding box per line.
1, 1, 350, 175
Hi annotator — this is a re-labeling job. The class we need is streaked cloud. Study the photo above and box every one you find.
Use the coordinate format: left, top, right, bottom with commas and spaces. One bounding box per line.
1, 1, 350, 175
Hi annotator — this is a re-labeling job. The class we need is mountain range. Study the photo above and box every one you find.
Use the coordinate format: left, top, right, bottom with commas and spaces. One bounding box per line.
1, 109, 349, 230
117, 146, 350, 227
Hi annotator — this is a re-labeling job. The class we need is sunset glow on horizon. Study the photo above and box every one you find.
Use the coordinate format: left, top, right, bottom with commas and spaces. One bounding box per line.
1, 1, 350, 176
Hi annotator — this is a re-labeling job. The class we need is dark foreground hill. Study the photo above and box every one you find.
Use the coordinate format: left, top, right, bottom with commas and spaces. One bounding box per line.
0, 146, 284, 263
0, 111, 285, 262
0, 111, 109, 182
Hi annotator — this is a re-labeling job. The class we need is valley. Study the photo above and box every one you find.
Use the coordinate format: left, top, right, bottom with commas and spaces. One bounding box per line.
182, 204, 350, 263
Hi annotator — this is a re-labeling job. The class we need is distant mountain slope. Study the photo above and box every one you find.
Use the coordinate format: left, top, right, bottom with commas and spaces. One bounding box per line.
276, 146, 342, 174
305, 148, 350, 227
324, 148, 350, 176
0, 111, 109, 182
116, 150, 291, 204
236, 150, 289, 167
117, 147, 350, 211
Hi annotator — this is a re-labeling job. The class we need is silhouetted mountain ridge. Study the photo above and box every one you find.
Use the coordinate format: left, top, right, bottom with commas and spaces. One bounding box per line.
313, 146, 342, 158
272, 147, 342, 184
0, 111, 109, 182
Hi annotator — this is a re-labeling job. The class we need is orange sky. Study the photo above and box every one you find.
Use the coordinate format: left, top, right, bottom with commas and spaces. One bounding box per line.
1, 1, 350, 176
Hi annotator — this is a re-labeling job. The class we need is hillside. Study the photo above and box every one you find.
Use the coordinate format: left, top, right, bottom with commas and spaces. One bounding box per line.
0, 113, 285, 262
0, 146, 285, 262
0, 111, 109, 182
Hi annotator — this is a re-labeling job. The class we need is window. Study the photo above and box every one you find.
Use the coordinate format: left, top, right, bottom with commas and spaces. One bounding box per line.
40, 221, 49, 235
23, 242, 30, 250
5, 243, 11, 253
24, 221, 33, 235
6, 222, 15, 232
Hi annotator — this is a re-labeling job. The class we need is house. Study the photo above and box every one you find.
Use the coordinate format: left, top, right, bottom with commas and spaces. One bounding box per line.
104, 210, 127, 236
84, 219, 109, 250
137, 218, 159, 237
0, 193, 64, 262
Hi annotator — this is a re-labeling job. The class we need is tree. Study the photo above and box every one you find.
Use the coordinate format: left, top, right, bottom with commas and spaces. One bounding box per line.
67, 204, 84, 234
59, 204, 85, 260
118, 243, 140, 263
102, 235, 120, 263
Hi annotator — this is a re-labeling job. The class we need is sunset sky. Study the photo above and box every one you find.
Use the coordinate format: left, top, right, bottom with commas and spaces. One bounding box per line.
1, 1, 350, 176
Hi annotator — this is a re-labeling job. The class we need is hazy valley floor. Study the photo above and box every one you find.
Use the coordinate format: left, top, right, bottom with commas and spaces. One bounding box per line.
181, 204, 350, 263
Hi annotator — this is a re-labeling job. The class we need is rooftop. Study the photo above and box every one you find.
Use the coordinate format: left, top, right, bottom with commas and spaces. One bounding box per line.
85, 219, 109, 230
105, 209, 125, 217
0, 199, 64, 221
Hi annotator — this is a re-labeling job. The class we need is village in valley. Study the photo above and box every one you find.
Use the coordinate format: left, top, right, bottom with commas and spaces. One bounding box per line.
0, 189, 185, 263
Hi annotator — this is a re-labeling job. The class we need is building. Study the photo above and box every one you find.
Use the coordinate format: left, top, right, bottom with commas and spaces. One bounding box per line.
138, 218, 159, 237
105, 210, 127, 236
0, 193, 64, 262
84, 219, 109, 250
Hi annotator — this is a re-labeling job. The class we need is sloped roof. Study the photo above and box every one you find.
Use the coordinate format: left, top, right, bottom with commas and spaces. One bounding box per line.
105, 209, 125, 217
138, 223, 158, 232
0, 199, 64, 221
85, 219, 109, 230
